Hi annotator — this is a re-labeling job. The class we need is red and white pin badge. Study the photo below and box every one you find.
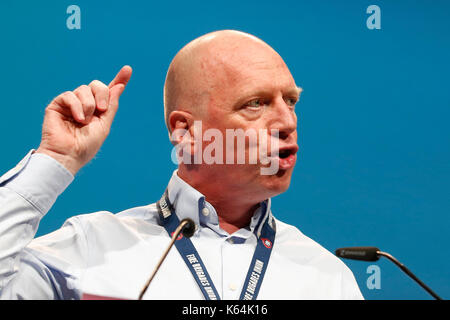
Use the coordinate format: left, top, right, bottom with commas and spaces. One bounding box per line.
261, 238, 272, 249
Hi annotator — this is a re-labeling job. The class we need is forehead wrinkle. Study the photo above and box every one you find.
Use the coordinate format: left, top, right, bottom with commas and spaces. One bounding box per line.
229, 64, 297, 98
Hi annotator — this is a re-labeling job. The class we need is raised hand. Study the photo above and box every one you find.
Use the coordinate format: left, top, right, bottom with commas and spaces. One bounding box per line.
36, 65, 132, 175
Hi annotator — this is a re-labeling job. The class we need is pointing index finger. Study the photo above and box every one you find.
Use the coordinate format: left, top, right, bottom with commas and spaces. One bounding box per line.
108, 65, 133, 89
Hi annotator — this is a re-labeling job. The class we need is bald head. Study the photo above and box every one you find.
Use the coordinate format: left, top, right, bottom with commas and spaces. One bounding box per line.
163, 30, 286, 134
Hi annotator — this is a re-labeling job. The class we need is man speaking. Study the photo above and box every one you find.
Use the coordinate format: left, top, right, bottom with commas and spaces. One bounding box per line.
0, 30, 363, 299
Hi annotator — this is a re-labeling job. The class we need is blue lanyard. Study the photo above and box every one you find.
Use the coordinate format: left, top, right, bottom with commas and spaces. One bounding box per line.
157, 191, 276, 300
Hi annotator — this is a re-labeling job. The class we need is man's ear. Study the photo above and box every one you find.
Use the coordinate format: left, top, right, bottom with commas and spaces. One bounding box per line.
168, 110, 194, 146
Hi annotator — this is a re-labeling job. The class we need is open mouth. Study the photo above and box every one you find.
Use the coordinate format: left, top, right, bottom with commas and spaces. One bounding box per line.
278, 145, 298, 159
279, 149, 293, 159
274, 146, 298, 170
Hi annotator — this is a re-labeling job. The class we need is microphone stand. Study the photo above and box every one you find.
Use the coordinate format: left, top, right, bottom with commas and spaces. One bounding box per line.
376, 250, 442, 300
138, 218, 194, 300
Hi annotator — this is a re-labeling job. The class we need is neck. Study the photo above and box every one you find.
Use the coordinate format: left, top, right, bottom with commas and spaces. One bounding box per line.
211, 200, 260, 234
177, 167, 261, 234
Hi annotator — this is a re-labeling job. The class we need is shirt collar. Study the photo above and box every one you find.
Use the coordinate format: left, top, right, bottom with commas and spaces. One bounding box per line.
166, 170, 272, 237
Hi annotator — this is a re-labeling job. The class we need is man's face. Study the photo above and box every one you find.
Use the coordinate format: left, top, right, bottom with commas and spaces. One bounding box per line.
198, 41, 300, 202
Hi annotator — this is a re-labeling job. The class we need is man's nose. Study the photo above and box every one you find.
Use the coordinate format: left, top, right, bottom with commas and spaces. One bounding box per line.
270, 97, 297, 140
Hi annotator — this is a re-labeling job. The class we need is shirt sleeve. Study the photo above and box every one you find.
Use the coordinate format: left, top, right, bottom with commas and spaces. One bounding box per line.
0, 151, 86, 299
341, 263, 365, 300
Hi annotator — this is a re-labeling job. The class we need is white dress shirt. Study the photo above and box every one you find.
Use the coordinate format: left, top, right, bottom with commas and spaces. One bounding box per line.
0, 151, 363, 300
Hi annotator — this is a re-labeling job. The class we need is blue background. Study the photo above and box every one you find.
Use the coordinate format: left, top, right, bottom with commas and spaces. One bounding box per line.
0, 0, 448, 300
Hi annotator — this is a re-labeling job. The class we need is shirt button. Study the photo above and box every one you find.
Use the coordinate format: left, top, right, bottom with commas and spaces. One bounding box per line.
229, 283, 237, 291
201, 207, 210, 216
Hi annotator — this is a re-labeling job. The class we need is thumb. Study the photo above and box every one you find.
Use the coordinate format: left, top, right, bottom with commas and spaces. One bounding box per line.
102, 84, 125, 124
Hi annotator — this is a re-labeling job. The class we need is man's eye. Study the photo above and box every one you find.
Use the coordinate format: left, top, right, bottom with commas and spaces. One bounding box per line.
246, 99, 264, 109
285, 97, 298, 107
